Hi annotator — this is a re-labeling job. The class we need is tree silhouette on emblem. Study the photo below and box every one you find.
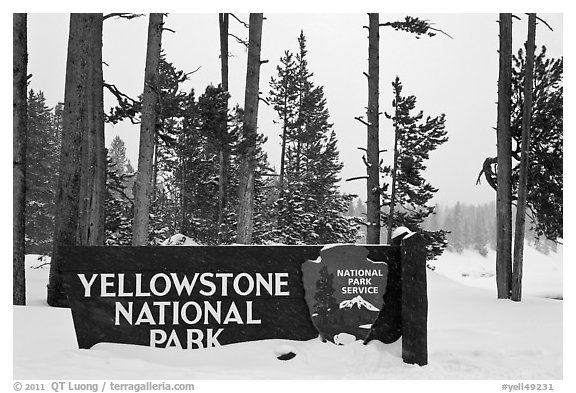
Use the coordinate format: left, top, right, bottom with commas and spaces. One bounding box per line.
314, 266, 339, 319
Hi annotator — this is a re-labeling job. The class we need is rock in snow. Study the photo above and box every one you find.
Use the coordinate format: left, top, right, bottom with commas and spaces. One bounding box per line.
274, 345, 297, 360
333, 332, 356, 345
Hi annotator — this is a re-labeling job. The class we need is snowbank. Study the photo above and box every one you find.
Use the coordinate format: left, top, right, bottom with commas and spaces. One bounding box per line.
433, 242, 563, 299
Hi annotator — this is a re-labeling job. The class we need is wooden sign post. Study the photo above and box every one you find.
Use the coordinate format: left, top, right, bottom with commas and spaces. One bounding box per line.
61, 237, 428, 365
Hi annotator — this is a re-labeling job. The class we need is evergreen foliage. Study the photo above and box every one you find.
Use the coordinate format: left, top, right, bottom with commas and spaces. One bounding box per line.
381, 77, 448, 259
269, 31, 359, 244
25, 90, 61, 255
149, 57, 198, 243
104, 153, 133, 245
269, 50, 298, 171
380, 16, 451, 39
218, 106, 277, 244
108, 135, 132, 175
100, 54, 277, 245
510, 46, 562, 242
104, 136, 134, 245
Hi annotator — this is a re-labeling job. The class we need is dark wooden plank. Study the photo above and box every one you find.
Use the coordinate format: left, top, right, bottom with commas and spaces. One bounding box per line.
364, 245, 402, 344
61, 245, 402, 350
400, 233, 428, 366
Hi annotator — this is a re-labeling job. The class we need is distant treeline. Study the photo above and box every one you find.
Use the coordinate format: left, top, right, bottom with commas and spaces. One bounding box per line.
347, 198, 559, 256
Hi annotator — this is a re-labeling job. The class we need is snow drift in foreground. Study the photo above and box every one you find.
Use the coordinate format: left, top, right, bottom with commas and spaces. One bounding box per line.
13, 244, 563, 383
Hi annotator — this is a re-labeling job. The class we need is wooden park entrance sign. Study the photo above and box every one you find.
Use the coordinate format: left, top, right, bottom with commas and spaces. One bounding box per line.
60, 233, 428, 365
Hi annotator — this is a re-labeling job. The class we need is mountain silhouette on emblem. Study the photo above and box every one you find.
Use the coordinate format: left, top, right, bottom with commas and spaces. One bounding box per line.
339, 295, 379, 312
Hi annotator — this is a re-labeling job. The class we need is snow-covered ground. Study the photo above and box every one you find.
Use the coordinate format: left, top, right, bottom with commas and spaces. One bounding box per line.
432, 245, 564, 300
12, 244, 568, 390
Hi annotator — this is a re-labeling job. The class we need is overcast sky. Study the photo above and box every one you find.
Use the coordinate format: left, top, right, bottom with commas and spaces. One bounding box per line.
25, 12, 563, 206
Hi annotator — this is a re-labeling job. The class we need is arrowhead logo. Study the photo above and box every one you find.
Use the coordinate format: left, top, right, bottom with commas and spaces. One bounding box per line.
301, 245, 388, 344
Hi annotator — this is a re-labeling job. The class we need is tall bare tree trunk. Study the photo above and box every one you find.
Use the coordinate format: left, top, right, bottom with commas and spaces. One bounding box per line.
218, 13, 229, 243
387, 84, 401, 244
366, 13, 381, 244
277, 113, 288, 228
77, 14, 105, 246
179, 154, 187, 232
237, 13, 263, 244
279, 120, 288, 190
13, 13, 27, 306
219, 13, 229, 91
48, 14, 103, 307
496, 13, 513, 299
152, 132, 159, 202
512, 13, 537, 302
132, 13, 163, 246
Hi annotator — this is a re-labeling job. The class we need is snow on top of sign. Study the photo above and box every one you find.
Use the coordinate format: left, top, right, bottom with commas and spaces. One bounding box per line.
320, 243, 361, 252
160, 234, 199, 246
402, 232, 417, 240
320, 243, 344, 252
392, 226, 413, 240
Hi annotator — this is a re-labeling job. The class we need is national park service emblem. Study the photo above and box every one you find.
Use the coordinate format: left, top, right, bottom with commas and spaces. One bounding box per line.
301, 245, 388, 345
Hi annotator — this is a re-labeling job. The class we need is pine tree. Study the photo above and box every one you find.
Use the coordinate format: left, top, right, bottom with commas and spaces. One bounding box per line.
269, 31, 358, 244
219, 105, 276, 245
104, 135, 134, 245
195, 84, 231, 240
314, 266, 338, 317
381, 77, 448, 259
172, 87, 220, 244
269, 50, 299, 191
25, 90, 61, 255
149, 57, 198, 243
109, 135, 131, 175
308, 131, 358, 244
120, 53, 276, 246
105, 153, 133, 245
510, 45, 562, 242
353, 15, 450, 246
143, 72, 275, 246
